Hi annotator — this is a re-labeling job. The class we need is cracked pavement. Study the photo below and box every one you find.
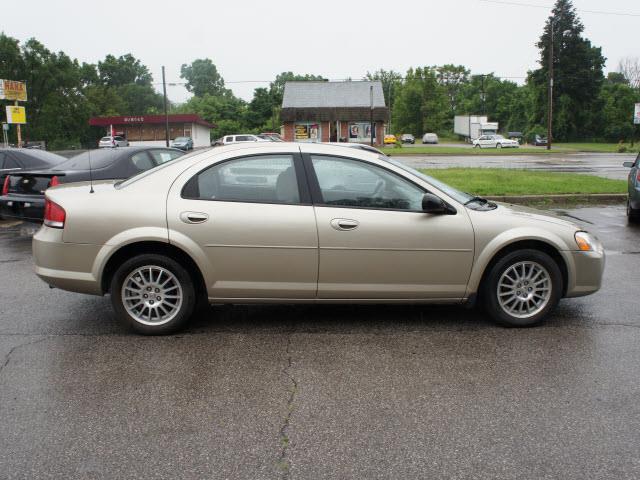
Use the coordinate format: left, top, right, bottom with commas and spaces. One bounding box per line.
0, 205, 639, 479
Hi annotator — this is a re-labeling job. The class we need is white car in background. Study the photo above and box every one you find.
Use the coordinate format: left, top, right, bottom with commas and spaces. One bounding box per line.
422, 133, 439, 144
473, 134, 519, 149
219, 134, 271, 146
98, 136, 129, 148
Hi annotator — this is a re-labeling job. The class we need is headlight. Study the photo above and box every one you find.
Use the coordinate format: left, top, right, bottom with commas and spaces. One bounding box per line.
575, 231, 601, 252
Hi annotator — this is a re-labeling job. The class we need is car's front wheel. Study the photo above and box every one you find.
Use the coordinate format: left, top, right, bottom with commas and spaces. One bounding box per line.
111, 254, 196, 334
482, 249, 562, 327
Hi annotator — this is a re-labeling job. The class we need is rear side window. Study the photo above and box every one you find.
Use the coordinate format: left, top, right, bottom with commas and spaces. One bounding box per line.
235, 135, 253, 142
225, 136, 234, 143
150, 149, 183, 165
131, 152, 154, 171
183, 154, 300, 204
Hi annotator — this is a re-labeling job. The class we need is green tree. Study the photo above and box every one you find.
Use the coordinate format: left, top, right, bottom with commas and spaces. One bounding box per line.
527, 0, 606, 141
392, 67, 448, 136
98, 54, 153, 86
180, 58, 227, 97
436, 64, 470, 118
599, 78, 640, 142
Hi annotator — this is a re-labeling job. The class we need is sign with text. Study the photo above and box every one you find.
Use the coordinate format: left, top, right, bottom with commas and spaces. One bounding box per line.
6, 106, 26, 124
0, 80, 27, 101
635, 103, 640, 125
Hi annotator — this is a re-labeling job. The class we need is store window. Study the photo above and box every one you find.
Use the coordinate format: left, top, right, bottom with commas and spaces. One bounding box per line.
294, 122, 320, 143
348, 122, 376, 143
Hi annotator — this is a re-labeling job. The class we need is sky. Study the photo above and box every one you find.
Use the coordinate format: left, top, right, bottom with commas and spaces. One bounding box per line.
4, 0, 639, 103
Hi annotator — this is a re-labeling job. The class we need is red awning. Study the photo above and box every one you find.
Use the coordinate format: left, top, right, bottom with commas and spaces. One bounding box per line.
89, 114, 215, 129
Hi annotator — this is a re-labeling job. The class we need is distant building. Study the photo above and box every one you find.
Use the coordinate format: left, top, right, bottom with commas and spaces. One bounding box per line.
89, 114, 215, 148
281, 81, 388, 145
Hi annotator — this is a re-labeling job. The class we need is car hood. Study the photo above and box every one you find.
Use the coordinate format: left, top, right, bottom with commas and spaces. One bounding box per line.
492, 201, 581, 230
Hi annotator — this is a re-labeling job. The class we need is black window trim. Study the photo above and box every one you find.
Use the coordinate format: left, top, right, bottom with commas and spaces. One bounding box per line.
181, 151, 312, 206
301, 152, 457, 215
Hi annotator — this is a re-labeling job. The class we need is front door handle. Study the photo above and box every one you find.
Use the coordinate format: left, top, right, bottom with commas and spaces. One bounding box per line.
330, 218, 359, 231
180, 211, 209, 224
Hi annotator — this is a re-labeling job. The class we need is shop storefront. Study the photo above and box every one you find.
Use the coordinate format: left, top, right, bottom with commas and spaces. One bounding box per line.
281, 81, 388, 146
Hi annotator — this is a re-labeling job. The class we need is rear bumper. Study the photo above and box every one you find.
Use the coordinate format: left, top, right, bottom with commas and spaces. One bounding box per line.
32, 226, 103, 295
1, 194, 45, 222
565, 250, 606, 298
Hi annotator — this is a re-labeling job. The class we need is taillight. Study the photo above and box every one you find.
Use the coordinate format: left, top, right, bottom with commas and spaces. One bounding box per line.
49, 176, 60, 187
43, 198, 66, 228
1, 176, 9, 196
636, 170, 640, 183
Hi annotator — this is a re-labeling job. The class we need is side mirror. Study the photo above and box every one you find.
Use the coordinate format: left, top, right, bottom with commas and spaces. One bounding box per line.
422, 193, 452, 214
623, 161, 634, 168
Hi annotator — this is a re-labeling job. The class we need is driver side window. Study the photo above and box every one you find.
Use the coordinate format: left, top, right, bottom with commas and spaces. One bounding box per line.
310, 155, 424, 211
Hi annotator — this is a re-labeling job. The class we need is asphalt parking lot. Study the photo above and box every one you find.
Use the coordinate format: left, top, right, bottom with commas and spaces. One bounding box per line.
1, 206, 639, 479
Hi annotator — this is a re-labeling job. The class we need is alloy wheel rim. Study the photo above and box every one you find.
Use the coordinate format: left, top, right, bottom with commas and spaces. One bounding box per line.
121, 265, 183, 326
497, 261, 551, 319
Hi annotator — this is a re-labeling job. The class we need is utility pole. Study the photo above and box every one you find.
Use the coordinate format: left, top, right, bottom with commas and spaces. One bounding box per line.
15, 100, 22, 147
370, 85, 374, 146
162, 66, 169, 147
547, 21, 554, 151
478, 75, 487, 116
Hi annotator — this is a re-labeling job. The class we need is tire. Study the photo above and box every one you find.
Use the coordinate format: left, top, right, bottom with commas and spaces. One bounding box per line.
481, 249, 562, 327
496, 143, 502, 149
627, 199, 640, 223
474, 144, 480, 149
110, 254, 196, 334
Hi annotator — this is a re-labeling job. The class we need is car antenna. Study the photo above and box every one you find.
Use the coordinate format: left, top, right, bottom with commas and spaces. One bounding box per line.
87, 147, 95, 193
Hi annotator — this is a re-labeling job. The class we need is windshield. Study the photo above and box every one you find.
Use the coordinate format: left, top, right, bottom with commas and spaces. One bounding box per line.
385, 157, 473, 204
174, 137, 189, 142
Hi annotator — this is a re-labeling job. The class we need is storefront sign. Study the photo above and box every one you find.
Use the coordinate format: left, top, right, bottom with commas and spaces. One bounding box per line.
295, 124, 309, 139
634, 103, 640, 125
6, 105, 26, 124
0, 80, 27, 101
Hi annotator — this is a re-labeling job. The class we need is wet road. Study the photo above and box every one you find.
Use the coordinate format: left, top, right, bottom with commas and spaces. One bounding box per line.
1, 207, 639, 479
396, 152, 636, 180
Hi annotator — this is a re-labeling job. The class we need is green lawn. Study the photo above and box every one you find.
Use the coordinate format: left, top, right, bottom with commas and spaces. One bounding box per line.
554, 142, 640, 153
420, 168, 627, 196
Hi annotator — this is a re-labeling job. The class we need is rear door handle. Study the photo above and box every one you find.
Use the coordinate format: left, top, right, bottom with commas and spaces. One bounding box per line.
180, 211, 209, 224
330, 218, 359, 231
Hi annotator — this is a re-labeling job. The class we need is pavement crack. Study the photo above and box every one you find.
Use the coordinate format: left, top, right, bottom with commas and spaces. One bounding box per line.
0, 337, 48, 377
277, 332, 298, 479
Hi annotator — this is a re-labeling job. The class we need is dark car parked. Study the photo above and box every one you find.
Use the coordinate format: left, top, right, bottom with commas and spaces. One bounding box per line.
1, 146, 184, 223
623, 152, 640, 223
533, 134, 548, 146
0, 149, 66, 219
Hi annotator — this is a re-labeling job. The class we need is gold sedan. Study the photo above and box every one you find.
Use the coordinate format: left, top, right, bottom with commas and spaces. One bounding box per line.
33, 143, 605, 334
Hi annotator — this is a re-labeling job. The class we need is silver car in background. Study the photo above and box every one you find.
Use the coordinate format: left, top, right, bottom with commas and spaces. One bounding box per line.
98, 136, 129, 148
33, 143, 604, 334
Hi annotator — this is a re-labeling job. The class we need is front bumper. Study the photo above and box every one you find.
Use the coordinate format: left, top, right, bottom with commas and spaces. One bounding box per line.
33, 226, 103, 295
0, 194, 45, 222
565, 249, 606, 298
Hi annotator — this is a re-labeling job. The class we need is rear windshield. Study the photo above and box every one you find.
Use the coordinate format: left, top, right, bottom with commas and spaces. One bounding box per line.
100, 137, 112, 141
10, 150, 65, 168
174, 137, 189, 141
53, 150, 123, 171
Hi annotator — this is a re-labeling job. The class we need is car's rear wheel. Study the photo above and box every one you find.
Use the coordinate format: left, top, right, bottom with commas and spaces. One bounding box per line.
482, 249, 562, 327
627, 199, 639, 223
111, 254, 196, 334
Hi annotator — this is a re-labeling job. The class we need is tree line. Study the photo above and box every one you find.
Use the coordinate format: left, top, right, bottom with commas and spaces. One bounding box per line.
1, 0, 638, 149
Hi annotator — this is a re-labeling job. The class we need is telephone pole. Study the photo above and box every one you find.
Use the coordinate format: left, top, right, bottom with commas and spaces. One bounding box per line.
162, 66, 169, 147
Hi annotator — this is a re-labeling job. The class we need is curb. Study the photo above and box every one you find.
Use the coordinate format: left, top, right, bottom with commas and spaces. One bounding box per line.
485, 193, 626, 204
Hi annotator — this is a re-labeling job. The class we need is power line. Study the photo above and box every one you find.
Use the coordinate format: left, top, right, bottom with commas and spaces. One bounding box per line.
478, 0, 640, 17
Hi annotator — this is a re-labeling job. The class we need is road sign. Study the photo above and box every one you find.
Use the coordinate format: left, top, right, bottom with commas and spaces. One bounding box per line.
0, 79, 27, 102
6, 105, 26, 124
635, 103, 640, 125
